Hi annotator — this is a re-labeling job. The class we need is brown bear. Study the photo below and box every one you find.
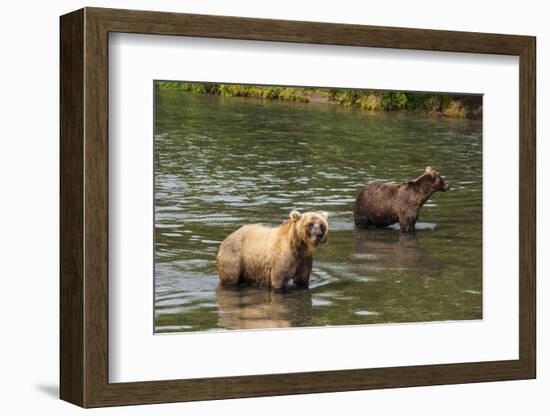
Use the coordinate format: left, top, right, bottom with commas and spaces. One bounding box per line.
216, 210, 329, 290
354, 167, 449, 233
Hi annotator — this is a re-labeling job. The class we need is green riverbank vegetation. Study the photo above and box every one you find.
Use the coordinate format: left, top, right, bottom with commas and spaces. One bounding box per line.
156, 81, 482, 119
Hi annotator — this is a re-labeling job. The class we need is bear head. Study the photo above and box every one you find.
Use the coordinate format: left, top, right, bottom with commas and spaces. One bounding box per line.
290, 210, 329, 250
424, 166, 450, 192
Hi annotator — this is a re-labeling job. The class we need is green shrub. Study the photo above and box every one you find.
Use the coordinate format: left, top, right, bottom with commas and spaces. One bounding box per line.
155, 82, 481, 118
356, 94, 381, 111
442, 100, 468, 119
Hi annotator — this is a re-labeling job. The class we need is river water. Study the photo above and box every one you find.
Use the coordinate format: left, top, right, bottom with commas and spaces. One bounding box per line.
154, 89, 482, 333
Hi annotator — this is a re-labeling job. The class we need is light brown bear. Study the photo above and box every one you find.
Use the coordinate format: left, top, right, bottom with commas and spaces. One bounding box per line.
216, 211, 329, 290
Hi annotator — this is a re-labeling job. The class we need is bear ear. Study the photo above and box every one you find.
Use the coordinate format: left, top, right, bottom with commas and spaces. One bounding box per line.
290, 210, 302, 222
425, 166, 437, 180
319, 211, 329, 220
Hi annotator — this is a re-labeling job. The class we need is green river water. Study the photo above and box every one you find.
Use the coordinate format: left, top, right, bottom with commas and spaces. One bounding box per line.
154, 89, 482, 333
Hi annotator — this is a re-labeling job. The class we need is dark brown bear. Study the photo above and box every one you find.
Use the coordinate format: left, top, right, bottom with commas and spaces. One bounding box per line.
354, 167, 449, 233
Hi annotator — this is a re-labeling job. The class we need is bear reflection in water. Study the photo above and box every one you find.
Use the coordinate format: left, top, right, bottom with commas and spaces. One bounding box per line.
354, 230, 419, 271
216, 285, 313, 330
354, 230, 436, 288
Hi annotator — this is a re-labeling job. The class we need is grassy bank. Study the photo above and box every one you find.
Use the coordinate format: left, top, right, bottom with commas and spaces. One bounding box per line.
156, 82, 482, 119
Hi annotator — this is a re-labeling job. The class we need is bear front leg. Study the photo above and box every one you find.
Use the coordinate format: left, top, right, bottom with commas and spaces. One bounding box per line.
270, 260, 290, 292
271, 277, 287, 293
398, 206, 419, 233
399, 216, 417, 233
293, 256, 313, 289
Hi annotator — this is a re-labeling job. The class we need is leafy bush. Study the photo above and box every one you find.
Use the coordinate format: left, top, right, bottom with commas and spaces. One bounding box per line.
155, 82, 481, 118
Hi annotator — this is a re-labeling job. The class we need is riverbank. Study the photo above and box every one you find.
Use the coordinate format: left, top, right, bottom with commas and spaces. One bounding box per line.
155, 82, 482, 119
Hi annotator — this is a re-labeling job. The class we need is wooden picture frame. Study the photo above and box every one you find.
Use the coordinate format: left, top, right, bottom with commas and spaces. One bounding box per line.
60, 7, 536, 408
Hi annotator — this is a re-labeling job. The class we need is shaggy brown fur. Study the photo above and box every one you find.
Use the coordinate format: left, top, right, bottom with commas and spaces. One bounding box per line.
354, 167, 449, 232
216, 211, 329, 290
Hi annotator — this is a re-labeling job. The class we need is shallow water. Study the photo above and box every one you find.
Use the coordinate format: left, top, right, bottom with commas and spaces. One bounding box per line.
154, 89, 482, 333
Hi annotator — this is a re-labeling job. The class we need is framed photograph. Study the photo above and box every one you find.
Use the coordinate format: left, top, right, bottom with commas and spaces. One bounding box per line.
60, 7, 536, 408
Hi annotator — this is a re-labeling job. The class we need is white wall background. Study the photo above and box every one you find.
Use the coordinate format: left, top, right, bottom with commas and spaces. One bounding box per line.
0, 0, 545, 414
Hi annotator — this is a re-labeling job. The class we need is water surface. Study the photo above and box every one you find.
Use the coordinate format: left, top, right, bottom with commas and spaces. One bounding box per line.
154, 89, 482, 333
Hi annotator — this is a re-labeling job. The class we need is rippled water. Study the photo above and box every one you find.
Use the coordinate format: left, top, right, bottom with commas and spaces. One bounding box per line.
154, 89, 483, 333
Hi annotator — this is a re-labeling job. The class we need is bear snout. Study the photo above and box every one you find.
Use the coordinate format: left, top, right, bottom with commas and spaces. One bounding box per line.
314, 231, 324, 242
